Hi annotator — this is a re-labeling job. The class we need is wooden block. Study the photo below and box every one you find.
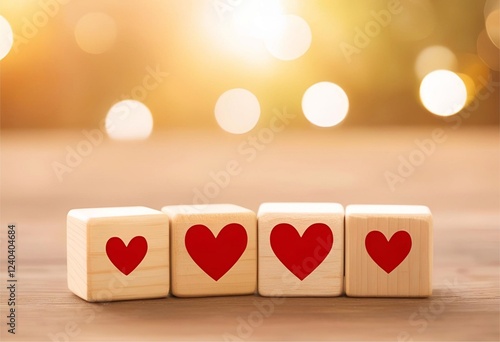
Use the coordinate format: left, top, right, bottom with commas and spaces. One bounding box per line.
67, 206, 169, 302
162, 204, 256, 297
258, 203, 344, 297
345, 205, 432, 297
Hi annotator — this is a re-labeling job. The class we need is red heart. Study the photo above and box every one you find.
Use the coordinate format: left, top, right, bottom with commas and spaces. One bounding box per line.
365, 230, 412, 274
270, 223, 333, 281
185, 223, 247, 281
105, 236, 148, 276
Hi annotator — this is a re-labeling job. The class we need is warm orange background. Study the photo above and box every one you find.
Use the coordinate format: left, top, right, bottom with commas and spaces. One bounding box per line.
1, 0, 498, 130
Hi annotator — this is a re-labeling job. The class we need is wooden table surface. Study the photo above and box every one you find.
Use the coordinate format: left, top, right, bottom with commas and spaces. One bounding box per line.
1, 127, 499, 341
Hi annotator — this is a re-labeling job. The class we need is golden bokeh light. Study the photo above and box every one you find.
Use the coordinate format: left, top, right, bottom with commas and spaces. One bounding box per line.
302, 82, 349, 127
456, 53, 491, 94
211, 0, 312, 62
477, 29, 500, 71
457, 73, 476, 107
420, 70, 467, 116
229, 1, 311, 61
485, 9, 500, 49
484, 0, 500, 18
415, 46, 458, 80
215, 88, 261, 134
74, 12, 117, 54
0, 2, 497, 129
264, 14, 312, 61
105, 100, 153, 140
231, 0, 284, 40
0, 15, 14, 60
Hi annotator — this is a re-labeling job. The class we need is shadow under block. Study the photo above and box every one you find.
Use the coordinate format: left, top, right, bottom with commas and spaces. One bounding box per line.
258, 203, 344, 297
67, 207, 169, 302
345, 205, 433, 297
161, 204, 257, 297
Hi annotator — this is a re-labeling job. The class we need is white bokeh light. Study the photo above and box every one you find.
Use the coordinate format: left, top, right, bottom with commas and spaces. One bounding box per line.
215, 88, 260, 134
302, 82, 349, 128
105, 100, 153, 140
420, 70, 467, 116
232, 0, 284, 40
75, 12, 117, 54
0, 16, 14, 60
264, 14, 312, 61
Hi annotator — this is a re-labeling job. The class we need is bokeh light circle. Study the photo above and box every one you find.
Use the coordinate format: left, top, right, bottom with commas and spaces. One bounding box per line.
485, 9, 500, 48
0, 16, 14, 60
75, 12, 117, 54
302, 82, 349, 127
477, 29, 500, 71
419, 70, 467, 116
484, 0, 500, 21
264, 14, 312, 61
232, 0, 284, 40
215, 88, 260, 134
415, 45, 457, 80
457, 73, 476, 107
105, 100, 153, 140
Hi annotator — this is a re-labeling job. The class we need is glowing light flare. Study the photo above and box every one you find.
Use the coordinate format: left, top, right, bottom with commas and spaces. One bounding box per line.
228, 1, 311, 61
264, 14, 312, 61
75, 12, 117, 54
231, 0, 285, 40
105, 100, 154, 140
457, 73, 476, 107
419, 70, 467, 117
456, 53, 490, 95
415, 46, 457, 80
302, 82, 349, 127
215, 88, 261, 134
0, 16, 14, 60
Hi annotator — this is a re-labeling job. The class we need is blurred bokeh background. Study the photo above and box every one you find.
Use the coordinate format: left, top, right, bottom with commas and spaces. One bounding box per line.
0, 0, 498, 135
0, 4, 499, 340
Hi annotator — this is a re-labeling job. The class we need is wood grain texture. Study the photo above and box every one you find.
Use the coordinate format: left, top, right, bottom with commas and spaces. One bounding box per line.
258, 202, 344, 296
67, 207, 169, 301
0, 128, 498, 341
162, 204, 257, 297
345, 205, 432, 297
